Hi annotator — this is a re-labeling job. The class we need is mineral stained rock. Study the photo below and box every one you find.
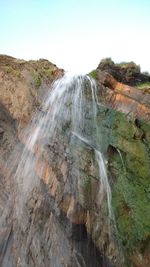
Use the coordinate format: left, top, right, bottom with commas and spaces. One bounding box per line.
0, 55, 150, 267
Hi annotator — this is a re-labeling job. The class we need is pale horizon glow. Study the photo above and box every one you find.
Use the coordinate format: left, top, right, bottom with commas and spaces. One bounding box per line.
0, 0, 150, 74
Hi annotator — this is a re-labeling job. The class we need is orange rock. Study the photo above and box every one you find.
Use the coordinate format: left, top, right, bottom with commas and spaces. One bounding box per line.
97, 70, 150, 121
59, 195, 87, 224
35, 159, 58, 197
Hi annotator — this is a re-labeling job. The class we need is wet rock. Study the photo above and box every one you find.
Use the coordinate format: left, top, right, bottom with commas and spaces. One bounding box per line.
0, 55, 150, 267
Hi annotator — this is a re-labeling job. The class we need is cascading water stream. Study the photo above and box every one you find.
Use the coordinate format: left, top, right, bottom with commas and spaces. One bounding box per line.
95, 150, 112, 219
2, 72, 118, 267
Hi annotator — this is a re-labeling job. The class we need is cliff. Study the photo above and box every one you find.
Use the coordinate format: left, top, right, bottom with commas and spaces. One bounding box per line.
97, 58, 150, 86
0, 55, 64, 129
0, 55, 150, 267
90, 61, 150, 266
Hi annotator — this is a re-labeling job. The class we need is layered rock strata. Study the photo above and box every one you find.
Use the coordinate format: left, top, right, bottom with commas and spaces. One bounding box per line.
0, 56, 150, 267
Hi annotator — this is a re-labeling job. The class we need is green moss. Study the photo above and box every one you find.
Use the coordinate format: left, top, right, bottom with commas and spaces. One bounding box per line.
88, 70, 97, 79
95, 104, 150, 261
113, 178, 150, 249
34, 76, 41, 88
41, 68, 53, 77
3, 66, 21, 77
111, 112, 140, 140
110, 147, 150, 254
30, 71, 41, 89
126, 155, 149, 181
136, 82, 150, 89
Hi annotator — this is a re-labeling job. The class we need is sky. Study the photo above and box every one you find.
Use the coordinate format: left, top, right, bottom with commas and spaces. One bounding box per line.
0, 0, 150, 73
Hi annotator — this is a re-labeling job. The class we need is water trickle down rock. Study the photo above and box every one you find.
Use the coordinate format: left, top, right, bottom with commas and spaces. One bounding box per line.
1, 73, 119, 267
1, 56, 150, 267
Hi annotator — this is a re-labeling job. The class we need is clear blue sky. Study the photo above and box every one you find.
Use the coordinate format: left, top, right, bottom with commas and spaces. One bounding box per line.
0, 0, 150, 73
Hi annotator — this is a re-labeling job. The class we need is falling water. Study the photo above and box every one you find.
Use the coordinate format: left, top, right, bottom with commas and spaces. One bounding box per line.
95, 150, 112, 218
117, 148, 126, 174
3, 72, 116, 266
12, 73, 112, 217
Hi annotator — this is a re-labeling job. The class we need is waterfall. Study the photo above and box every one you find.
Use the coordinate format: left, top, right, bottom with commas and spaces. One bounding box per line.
95, 150, 112, 218
3, 72, 117, 267
13, 72, 112, 218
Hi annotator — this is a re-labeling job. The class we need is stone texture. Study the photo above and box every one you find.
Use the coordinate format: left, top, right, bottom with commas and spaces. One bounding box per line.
97, 58, 150, 86
0, 55, 150, 267
96, 70, 150, 121
0, 55, 64, 129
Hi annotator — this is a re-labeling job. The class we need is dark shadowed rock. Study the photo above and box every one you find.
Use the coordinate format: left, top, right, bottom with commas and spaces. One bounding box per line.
98, 58, 150, 86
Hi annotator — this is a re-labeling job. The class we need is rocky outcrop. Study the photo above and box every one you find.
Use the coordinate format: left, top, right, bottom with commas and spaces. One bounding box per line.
95, 69, 150, 121
89, 60, 150, 266
0, 55, 64, 129
0, 103, 18, 267
97, 58, 150, 86
0, 55, 150, 267
96, 106, 150, 267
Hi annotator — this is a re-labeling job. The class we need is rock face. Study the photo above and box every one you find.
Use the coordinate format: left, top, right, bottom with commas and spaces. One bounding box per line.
0, 103, 18, 267
90, 60, 150, 266
95, 69, 150, 121
0, 55, 150, 267
96, 106, 150, 267
0, 55, 64, 129
98, 58, 150, 86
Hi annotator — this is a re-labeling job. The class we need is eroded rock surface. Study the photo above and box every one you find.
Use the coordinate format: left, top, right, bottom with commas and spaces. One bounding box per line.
0, 55, 64, 129
0, 55, 150, 267
96, 70, 150, 121
98, 58, 150, 86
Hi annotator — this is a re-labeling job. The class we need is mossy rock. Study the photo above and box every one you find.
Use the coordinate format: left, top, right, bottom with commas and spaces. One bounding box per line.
136, 82, 150, 90
107, 133, 150, 263
89, 70, 97, 79
30, 70, 41, 89
94, 103, 150, 263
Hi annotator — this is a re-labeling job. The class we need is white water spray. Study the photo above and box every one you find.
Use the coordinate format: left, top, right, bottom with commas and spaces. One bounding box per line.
11, 72, 113, 221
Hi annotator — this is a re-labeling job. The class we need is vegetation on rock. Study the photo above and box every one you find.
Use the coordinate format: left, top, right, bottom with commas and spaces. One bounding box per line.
96, 106, 150, 266
88, 69, 97, 79
97, 57, 150, 86
136, 81, 150, 90
0, 55, 64, 128
0, 54, 150, 267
